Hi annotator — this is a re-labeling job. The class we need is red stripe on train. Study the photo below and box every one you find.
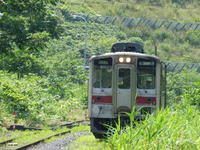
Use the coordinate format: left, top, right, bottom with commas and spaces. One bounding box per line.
136, 96, 156, 105
92, 96, 112, 104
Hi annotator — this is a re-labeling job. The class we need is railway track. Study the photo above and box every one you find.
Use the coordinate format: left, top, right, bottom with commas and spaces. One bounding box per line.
0, 137, 17, 146
0, 120, 89, 150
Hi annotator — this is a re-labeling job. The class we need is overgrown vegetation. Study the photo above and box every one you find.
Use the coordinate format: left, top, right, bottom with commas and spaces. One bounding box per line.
0, 127, 70, 149
167, 70, 200, 105
0, 71, 87, 127
61, 0, 200, 62
67, 134, 109, 150
0, 0, 199, 136
64, 0, 200, 21
105, 68, 200, 149
107, 104, 200, 149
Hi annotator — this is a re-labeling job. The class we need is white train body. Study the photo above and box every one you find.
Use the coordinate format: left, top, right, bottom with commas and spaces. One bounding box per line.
88, 51, 166, 136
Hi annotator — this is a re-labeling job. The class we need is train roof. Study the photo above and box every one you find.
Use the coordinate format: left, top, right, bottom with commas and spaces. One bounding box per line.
89, 52, 160, 61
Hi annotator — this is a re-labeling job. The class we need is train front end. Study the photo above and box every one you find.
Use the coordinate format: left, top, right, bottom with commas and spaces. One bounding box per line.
88, 43, 166, 138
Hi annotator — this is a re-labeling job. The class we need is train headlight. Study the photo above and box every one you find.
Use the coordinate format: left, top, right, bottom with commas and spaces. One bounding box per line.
126, 57, 131, 63
119, 57, 124, 63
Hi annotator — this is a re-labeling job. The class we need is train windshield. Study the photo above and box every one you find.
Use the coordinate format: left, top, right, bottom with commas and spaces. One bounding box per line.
93, 58, 112, 88
137, 59, 156, 89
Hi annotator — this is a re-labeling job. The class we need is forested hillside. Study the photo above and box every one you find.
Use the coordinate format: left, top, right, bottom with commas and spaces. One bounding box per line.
0, 0, 200, 132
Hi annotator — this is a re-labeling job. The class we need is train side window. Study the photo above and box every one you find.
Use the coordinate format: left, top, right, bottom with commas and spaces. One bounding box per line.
93, 58, 112, 88
137, 59, 156, 89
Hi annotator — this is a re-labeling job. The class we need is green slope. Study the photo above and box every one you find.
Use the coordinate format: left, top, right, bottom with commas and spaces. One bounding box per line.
59, 0, 200, 62
63, 0, 200, 22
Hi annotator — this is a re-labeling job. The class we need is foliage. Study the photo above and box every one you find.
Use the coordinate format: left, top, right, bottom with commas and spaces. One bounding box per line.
152, 29, 172, 42
107, 104, 200, 150
107, 69, 200, 149
0, 0, 62, 53
0, 71, 87, 126
0, 49, 44, 78
0, 0, 199, 129
182, 81, 200, 106
0, 4, 126, 126
68, 134, 109, 150
65, 0, 200, 21
138, 0, 198, 6
0, 127, 70, 149
185, 30, 200, 47
60, 0, 200, 62
0, 0, 63, 76
167, 70, 200, 105
0, 71, 50, 125
128, 37, 144, 46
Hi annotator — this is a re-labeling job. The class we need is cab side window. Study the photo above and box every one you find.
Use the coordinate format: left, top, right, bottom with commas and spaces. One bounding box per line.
137, 59, 156, 89
93, 58, 112, 88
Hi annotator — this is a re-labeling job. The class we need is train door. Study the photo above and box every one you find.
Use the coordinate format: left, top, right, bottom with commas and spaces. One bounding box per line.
115, 65, 136, 113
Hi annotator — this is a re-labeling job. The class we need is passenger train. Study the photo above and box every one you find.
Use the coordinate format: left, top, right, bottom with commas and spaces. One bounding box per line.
88, 43, 166, 138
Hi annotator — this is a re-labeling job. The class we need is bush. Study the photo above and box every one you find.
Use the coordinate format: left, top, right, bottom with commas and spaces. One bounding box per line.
185, 30, 200, 47
182, 81, 200, 106
116, 31, 127, 40
152, 30, 172, 42
167, 70, 200, 105
129, 37, 144, 46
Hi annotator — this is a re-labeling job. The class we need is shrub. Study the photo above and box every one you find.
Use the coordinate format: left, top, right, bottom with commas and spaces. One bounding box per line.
182, 81, 200, 106
167, 70, 200, 105
152, 30, 172, 42
185, 30, 200, 47
128, 37, 144, 46
116, 31, 127, 40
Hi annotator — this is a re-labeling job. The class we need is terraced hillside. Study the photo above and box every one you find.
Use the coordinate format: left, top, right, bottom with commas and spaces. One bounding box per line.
59, 0, 200, 63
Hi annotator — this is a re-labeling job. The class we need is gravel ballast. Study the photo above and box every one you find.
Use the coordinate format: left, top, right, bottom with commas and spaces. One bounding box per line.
28, 132, 91, 150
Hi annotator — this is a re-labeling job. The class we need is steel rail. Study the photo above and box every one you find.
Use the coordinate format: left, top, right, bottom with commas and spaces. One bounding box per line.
0, 137, 17, 145
0, 120, 89, 150
14, 130, 71, 150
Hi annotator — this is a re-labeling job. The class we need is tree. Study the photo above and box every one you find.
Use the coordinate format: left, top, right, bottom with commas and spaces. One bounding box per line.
0, 0, 63, 76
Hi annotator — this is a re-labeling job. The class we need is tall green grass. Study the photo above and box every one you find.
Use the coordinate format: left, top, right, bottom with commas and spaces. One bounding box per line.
107, 104, 200, 150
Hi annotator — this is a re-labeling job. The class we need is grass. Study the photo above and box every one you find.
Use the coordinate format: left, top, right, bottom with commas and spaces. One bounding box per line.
0, 130, 21, 143
3, 104, 199, 150
64, 124, 109, 149
107, 104, 200, 150
0, 127, 70, 149
71, 124, 90, 133
1, 2, 199, 149
67, 134, 109, 150
0, 125, 92, 149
